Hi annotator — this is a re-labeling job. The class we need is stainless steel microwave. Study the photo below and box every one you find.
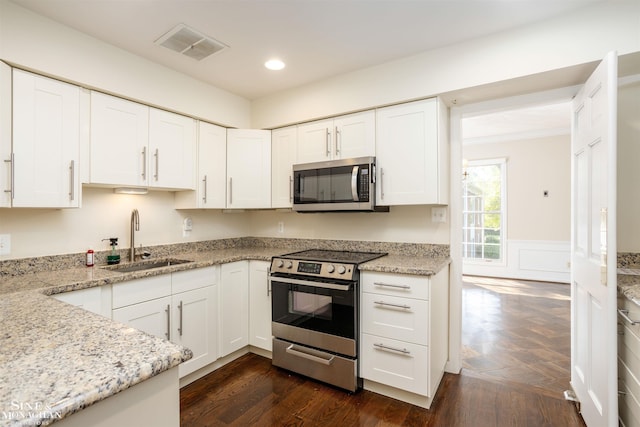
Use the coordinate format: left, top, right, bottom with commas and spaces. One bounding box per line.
293, 156, 387, 212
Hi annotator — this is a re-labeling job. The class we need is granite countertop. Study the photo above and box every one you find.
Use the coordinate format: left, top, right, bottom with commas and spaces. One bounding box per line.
618, 268, 640, 306
0, 244, 450, 426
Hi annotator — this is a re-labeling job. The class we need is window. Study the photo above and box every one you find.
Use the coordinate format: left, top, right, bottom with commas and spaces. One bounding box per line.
462, 158, 506, 263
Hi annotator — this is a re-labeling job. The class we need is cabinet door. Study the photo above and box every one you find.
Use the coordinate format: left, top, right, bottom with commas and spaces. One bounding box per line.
271, 126, 297, 208
0, 62, 11, 207
113, 296, 172, 340
296, 119, 332, 163
12, 70, 80, 208
90, 92, 149, 187
175, 121, 226, 209
376, 98, 443, 206
53, 286, 112, 318
226, 129, 271, 208
219, 261, 249, 357
148, 108, 196, 190
249, 261, 272, 351
172, 286, 218, 377
334, 110, 375, 159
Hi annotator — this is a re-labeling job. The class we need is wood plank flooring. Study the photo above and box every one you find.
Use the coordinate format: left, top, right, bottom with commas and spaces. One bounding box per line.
181, 276, 585, 426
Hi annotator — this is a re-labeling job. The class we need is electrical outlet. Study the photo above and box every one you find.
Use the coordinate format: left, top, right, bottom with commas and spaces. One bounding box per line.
0, 234, 10, 255
277, 221, 284, 234
431, 207, 447, 223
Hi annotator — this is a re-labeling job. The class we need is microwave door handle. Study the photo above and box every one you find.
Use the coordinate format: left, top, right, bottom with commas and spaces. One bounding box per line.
351, 166, 359, 201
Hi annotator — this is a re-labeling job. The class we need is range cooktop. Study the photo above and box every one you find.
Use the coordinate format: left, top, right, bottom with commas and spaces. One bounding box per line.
278, 249, 387, 265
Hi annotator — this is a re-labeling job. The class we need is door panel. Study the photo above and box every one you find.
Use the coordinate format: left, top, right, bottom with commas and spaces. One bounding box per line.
571, 51, 617, 427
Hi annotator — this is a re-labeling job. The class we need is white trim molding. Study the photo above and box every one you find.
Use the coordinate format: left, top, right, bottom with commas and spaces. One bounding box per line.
463, 239, 570, 283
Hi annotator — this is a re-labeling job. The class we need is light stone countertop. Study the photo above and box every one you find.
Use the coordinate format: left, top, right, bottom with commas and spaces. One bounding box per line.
0, 245, 450, 426
618, 269, 640, 306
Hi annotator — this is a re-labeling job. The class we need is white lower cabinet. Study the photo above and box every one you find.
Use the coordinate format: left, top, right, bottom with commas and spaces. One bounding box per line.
111, 267, 218, 378
219, 261, 249, 357
249, 260, 272, 351
53, 286, 112, 318
360, 268, 449, 408
618, 296, 640, 427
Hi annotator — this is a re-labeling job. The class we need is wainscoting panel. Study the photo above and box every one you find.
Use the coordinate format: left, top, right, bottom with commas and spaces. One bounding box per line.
463, 240, 570, 283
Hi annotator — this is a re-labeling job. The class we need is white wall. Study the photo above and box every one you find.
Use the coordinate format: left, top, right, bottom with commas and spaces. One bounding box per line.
0, 0, 250, 128
251, 1, 640, 129
0, 188, 250, 259
248, 206, 450, 245
618, 79, 640, 253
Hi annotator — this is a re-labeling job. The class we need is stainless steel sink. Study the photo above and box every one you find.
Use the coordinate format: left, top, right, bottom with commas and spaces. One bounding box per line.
102, 258, 193, 273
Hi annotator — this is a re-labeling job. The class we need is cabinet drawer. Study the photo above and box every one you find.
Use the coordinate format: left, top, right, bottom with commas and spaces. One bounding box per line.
362, 272, 429, 300
619, 310, 640, 380
172, 266, 218, 294
361, 292, 428, 345
112, 275, 171, 308
361, 333, 428, 396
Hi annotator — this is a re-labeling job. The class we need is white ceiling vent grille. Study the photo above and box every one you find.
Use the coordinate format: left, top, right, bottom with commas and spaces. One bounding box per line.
155, 23, 227, 61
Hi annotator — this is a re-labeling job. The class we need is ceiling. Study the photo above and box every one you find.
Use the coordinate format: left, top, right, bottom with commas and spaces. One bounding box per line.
9, 0, 602, 101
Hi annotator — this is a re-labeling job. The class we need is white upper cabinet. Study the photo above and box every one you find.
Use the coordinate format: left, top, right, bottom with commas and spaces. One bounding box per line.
226, 129, 271, 209
296, 110, 375, 164
148, 108, 196, 190
90, 92, 149, 187
89, 91, 196, 190
271, 126, 297, 208
175, 121, 226, 209
0, 62, 12, 208
375, 98, 448, 206
10, 69, 80, 208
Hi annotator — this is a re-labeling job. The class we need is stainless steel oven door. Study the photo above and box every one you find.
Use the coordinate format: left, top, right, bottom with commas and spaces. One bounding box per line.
270, 275, 357, 357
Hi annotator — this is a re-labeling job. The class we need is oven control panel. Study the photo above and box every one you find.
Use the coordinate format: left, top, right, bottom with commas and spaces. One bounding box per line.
270, 258, 356, 280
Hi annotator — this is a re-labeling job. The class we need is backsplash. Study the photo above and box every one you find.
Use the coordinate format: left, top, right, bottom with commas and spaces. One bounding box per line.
0, 237, 450, 277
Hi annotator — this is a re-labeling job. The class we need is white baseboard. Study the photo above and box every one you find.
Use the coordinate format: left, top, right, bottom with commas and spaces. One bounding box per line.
463, 240, 570, 283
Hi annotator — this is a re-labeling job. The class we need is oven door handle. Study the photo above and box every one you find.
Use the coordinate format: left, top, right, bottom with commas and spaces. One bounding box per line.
286, 344, 335, 366
268, 275, 351, 291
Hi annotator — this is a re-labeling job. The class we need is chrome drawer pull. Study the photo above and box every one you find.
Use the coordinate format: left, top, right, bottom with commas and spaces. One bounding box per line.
374, 300, 411, 310
285, 344, 335, 365
373, 343, 411, 355
618, 309, 640, 325
373, 282, 411, 290
165, 304, 171, 340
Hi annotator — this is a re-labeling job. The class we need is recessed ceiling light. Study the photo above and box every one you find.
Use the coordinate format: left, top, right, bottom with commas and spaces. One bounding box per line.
265, 59, 285, 71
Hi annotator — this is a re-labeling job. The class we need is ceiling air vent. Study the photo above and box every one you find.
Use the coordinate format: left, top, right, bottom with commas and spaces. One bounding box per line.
155, 23, 227, 61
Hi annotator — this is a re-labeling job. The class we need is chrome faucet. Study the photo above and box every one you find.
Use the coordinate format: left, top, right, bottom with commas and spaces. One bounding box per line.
130, 209, 140, 262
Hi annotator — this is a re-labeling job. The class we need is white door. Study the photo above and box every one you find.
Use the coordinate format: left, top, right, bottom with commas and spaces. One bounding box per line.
571, 51, 618, 427
271, 126, 297, 208
226, 129, 271, 209
249, 260, 272, 351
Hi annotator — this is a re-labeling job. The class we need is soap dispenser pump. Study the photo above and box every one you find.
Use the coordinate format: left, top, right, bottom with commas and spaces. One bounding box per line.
103, 237, 121, 265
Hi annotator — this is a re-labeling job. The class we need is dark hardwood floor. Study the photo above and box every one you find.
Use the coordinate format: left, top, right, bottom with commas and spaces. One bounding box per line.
181, 276, 585, 426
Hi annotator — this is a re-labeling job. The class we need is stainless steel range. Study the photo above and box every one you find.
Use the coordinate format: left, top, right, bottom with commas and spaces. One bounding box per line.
269, 249, 386, 391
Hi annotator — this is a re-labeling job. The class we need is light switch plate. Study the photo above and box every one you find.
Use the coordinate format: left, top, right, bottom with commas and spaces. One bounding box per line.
431, 207, 447, 223
0, 234, 10, 255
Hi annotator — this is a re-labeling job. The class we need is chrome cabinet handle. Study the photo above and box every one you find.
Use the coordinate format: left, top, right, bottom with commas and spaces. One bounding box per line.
325, 128, 331, 157
229, 177, 233, 205
153, 148, 159, 181
289, 176, 293, 202
202, 175, 207, 204
374, 300, 411, 310
165, 304, 171, 340
286, 344, 335, 365
373, 343, 411, 355
141, 146, 146, 180
178, 301, 183, 336
69, 160, 75, 201
335, 126, 340, 156
380, 167, 385, 200
4, 153, 14, 199
374, 282, 411, 290
618, 309, 640, 325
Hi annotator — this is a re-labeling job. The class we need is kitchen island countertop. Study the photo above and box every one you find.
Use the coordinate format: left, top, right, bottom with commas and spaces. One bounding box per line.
0, 244, 450, 425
